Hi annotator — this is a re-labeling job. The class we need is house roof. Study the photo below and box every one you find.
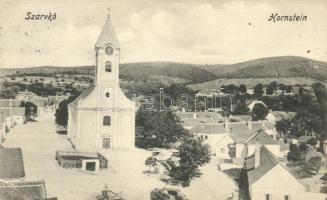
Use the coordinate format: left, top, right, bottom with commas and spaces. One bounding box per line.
229, 129, 277, 145
180, 118, 215, 128
11, 107, 25, 116
0, 100, 22, 107
251, 121, 265, 131
230, 115, 251, 122
0, 109, 11, 122
227, 122, 250, 134
229, 129, 254, 144
68, 86, 95, 107
190, 123, 227, 134
269, 111, 296, 121
196, 112, 223, 119
245, 129, 277, 145
247, 100, 268, 110
176, 112, 194, 119
0, 179, 47, 200
298, 136, 313, 143
245, 146, 279, 185
262, 121, 275, 129
95, 14, 120, 48
0, 148, 25, 179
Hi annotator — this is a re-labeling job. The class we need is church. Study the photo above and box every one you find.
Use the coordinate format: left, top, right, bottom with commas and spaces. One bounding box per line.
67, 12, 135, 150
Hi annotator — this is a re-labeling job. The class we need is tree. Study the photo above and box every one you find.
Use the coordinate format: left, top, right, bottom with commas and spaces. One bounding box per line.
239, 84, 247, 94
135, 110, 188, 149
55, 94, 80, 127
169, 136, 211, 186
0, 88, 17, 99
20, 101, 37, 120
265, 85, 275, 95
145, 156, 158, 173
275, 119, 291, 139
251, 103, 269, 121
232, 102, 250, 115
253, 84, 264, 99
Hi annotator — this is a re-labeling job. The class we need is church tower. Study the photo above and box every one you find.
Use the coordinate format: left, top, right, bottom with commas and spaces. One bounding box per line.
67, 11, 135, 150
95, 12, 120, 87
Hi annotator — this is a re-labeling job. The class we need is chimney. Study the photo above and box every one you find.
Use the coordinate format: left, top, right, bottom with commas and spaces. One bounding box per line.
193, 112, 197, 119
255, 141, 261, 168
248, 120, 252, 130
224, 119, 229, 130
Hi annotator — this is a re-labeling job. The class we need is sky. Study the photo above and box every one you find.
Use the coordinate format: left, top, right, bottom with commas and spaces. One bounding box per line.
0, 0, 326, 68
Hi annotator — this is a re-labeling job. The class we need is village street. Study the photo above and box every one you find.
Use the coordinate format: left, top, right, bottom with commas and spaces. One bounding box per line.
3, 113, 237, 200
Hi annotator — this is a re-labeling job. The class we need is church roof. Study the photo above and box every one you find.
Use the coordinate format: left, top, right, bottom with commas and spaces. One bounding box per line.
68, 86, 95, 107
95, 13, 120, 48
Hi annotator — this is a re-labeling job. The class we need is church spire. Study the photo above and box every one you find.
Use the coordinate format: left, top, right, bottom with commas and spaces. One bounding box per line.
95, 9, 120, 48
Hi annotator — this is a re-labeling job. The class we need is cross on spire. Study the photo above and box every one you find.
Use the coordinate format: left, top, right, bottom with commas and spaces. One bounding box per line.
107, 7, 111, 17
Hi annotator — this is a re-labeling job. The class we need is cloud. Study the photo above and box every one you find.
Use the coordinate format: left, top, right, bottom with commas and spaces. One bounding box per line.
0, 0, 326, 68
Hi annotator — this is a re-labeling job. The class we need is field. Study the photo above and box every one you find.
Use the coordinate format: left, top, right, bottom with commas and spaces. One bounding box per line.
188, 77, 324, 91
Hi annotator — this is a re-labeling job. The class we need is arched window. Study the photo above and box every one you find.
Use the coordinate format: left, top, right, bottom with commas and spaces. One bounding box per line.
103, 116, 111, 126
105, 61, 112, 72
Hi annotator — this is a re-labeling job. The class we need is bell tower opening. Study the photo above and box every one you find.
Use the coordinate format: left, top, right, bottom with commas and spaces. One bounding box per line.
105, 61, 112, 72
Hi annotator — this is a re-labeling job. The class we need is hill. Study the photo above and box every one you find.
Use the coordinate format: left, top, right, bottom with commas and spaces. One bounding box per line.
0, 62, 218, 84
1, 56, 327, 83
197, 56, 327, 81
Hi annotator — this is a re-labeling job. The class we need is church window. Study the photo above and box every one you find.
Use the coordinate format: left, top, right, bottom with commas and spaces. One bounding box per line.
106, 92, 110, 98
105, 61, 112, 72
284, 195, 289, 200
103, 116, 111, 126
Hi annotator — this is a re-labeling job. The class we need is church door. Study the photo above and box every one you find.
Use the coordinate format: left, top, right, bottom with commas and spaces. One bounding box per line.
102, 138, 111, 149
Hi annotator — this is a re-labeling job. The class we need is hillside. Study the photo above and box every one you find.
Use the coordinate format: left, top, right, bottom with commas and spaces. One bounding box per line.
197, 56, 327, 81
1, 56, 327, 83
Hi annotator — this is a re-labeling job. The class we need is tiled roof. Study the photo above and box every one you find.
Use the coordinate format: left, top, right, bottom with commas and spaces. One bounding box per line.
190, 123, 227, 134
0, 179, 47, 200
0, 148, 25, 179
245, 146, 279, 185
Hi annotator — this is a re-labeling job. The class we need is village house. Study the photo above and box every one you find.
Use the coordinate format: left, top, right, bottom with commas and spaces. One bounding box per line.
247, 100, 268, 112
266, 111, 296, 123
244, 145, 327, 200
67, 12, 135, 150
0, 108, 14, 130
190, 123, 232, 158
229, 129, 283, 164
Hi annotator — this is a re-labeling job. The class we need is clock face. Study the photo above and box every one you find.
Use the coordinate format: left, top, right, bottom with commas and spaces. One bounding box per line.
105, 46, 114, 55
